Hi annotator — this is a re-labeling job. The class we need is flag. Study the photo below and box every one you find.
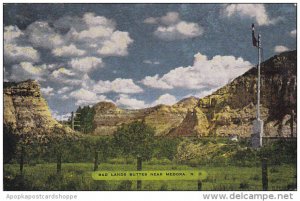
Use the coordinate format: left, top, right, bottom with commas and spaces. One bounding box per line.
252, 24, 258, 47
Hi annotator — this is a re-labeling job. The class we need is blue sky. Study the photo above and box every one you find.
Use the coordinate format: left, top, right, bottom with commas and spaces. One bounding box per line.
3, 3, 296, 120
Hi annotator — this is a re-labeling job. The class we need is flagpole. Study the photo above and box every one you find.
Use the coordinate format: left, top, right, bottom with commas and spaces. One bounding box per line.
251, 24, 263, 149
257, 34, 261, 120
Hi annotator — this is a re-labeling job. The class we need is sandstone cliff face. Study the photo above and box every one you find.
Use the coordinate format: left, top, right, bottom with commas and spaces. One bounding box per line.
170, 50, 297, 137
4, 80, 72, 137
92, 97, 198, 136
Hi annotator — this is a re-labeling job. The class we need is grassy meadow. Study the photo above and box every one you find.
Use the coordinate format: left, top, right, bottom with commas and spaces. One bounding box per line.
3, 134, 297, 191
4, 159, 296, 191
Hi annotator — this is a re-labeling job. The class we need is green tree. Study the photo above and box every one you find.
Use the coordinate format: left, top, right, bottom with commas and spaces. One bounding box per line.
113, 121, 155, 161
80, 136, 113, 171
48, 124, 77, 174
113, 121, 155, 190
74, 106, 95, 133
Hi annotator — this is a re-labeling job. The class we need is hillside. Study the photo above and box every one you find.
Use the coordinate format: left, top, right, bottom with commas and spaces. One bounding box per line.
3, 80, 72, 138
92, 96, 198, 136
169, 50, 297, 137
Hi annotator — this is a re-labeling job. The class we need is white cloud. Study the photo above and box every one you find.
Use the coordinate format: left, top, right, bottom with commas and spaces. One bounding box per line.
74, 26, 114, 40
141, 52, 252, 90
62, 95, 69, 100
26, 21, 64, 49
154, 21, 203, 41
223, 4, 282, 26
115, 93, 178, 109
274, 45, 289, 53
152, 93, 177, 106
51, 110, 71, 121
41, 86, 55, 96
57, 12, 133, 58
155, 21, 203, 40
141, 74, 173, 89
57, 86, 72, 94
116, 94, 147, 109
4, 25, 24, 43
4, 25, 40, 65
70, 88, 108, 106
93, 78, 143, 94
144, 12, 180, 26
83, 12, 116, 28
5, 12, 134, 92
97, 31, 133, 56
4, 44, 40, 64
143, 60, 160, 65
145, 12, 204, 40
50, 67, 82, 86
69, 57, 103, 72
52, 67, 75, 78
52, 44, 86, 57
290, 29, 296, 38
9, 62, 48, 82
161, 12, 180, 25
194, 87, 220, 99
144, 17, 158, 24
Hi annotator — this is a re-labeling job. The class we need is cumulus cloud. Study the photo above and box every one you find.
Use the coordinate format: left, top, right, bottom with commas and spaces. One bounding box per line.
116, 94, 147, 109
223, 4, 283, 26
93, 78, 143, 94
26, 21, 64, 49
41, 86, 55, 96
50, 67, 82, 86
115, 93, 177, 109
143, 17, 158, 24
70, 88, 108, 106
5, 12, 133, 84
152, 93, 177, 106
274, 45, 289, 53
194, 87, 220, 99
97, 31, 133, 56
4, 25, 24, 43
141, 74, 173, 89
144, 12, 180, 25
141, 52, 252, 90
4, 44, 40, 64
62, 12, 133, 57
144, 12, 204, 40
52, 67, 75, 78
52, 44, 86, 57
290, 29, 296, 38
51, 110, 71, 121
57, 86, 72, 94
4, 25, 40, 64
143, 60, 160, 65
69, 57, 103, 72
9, 62, 48, 82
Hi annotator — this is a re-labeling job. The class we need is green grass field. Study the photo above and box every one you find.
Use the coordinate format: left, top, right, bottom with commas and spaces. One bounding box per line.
4, 162, 296, 191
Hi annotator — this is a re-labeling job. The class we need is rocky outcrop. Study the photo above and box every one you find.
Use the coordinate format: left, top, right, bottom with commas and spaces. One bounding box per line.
4, 80, 72, 137
170, 50, 297, 137
92, 96, 198, 136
